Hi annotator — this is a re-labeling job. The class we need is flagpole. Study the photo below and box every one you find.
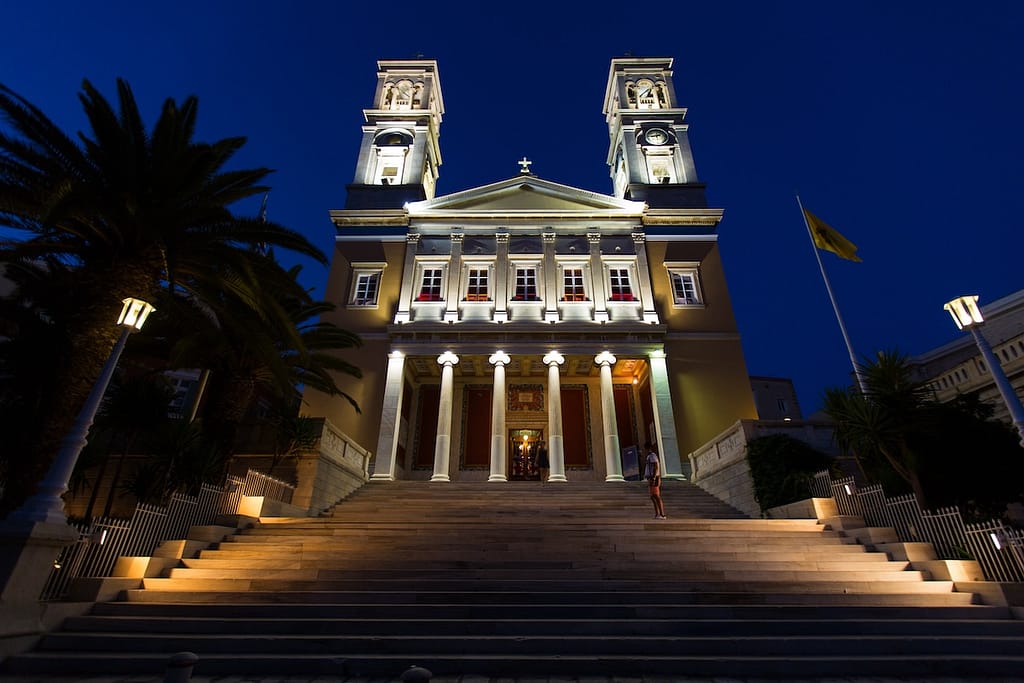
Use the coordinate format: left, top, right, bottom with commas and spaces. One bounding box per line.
796, 195, 867, 394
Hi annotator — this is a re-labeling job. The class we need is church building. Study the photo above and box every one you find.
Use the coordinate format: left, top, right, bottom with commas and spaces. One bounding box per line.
301, 57, 758, 483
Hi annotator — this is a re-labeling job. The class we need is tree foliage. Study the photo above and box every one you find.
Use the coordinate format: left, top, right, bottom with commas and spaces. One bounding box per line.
746, 434, 836, 512
0, 78, 353, 515
823, 350, 1024, 518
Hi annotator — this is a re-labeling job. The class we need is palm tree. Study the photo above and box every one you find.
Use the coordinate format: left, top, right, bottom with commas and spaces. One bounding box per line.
163, 264, 362, 458
0, 79, 326, 514
823, 350, 937, 506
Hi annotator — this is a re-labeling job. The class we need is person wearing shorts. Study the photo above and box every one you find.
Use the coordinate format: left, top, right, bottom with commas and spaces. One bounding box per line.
645, 442, 666, 519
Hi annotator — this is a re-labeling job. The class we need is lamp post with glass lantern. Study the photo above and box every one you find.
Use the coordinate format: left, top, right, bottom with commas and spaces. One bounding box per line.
10, 297, 156, 524
943, 295, 1024, 448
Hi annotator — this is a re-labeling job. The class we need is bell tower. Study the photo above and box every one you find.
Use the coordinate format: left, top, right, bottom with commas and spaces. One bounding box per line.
345, 59, 445, 209
603, 57, 706, 208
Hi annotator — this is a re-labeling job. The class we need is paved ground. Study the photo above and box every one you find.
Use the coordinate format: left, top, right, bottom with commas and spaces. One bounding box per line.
1, 677, 1019, 682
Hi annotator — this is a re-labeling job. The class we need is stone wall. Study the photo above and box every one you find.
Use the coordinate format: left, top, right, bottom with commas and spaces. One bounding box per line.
292, 418, 371, 515
686, 419, 837, 517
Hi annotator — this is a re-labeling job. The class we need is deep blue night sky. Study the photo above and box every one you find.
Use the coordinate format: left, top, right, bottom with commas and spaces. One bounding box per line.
3, 1, 1022, 414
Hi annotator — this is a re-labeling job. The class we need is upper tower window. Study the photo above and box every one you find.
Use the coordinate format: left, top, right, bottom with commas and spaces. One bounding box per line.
384, 80, 417, 111
372, 131, 413, 185
636, 80, 659, 109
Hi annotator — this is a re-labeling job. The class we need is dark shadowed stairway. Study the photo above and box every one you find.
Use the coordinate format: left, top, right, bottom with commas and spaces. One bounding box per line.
3, 480, 1024, 679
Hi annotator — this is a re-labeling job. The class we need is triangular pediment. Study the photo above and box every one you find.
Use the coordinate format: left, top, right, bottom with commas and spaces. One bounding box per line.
406, 176, 645, 216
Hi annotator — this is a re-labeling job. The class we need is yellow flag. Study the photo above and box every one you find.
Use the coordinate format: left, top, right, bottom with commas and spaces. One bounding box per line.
803, 209, 862, 262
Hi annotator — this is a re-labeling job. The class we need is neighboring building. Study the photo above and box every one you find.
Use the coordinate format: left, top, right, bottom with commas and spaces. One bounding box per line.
302, 57, 758, 483
910, 289, 1024, 426
750, 376, 802, 421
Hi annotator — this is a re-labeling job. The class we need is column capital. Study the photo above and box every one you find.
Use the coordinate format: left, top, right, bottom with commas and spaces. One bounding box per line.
594, 351, 617, 367
631, 231, 646, 243
450, 232, 464, 244
496, 232, 510, 243
542, 231, 557, 242
488, 351, 511, 366
542, 351, 565, 367
587, 232, 601, 244
437, 351, 460, 367
406, 233, 421, 244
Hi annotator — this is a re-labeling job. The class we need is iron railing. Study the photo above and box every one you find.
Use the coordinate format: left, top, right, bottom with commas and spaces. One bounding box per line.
41, 469, 295, 601
812, 471, 1024, 582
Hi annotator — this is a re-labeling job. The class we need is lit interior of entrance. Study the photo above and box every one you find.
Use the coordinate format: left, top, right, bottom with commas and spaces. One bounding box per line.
509, 428, 544, 481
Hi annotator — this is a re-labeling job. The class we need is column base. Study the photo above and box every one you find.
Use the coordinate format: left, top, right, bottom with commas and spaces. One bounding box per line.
429, 474, 451, 482
369, 473, 395, 482
664, 474, 688, 481
443, 311, 458, 323
544, 310, 559, 323
546, 474, 568, 483
594, 310, 610, 323
487, 475, 508, 482
604, 475, 626, 482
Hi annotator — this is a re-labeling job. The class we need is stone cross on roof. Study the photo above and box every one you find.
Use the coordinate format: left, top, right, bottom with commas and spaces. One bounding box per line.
518, 157, 533, 174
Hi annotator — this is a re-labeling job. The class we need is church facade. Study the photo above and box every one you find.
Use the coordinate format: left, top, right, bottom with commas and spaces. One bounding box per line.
301, 57, 758, 483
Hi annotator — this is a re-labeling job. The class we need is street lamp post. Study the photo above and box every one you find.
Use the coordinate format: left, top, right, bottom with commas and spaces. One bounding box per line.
944, 295, 1024, 448
10, 297, 155, 524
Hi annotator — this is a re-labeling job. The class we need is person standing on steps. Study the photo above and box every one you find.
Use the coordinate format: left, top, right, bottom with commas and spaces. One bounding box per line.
536, 442, 550, 482
645, 441, 666, 519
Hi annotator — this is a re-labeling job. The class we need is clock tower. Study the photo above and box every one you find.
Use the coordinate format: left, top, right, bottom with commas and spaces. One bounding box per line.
603, 57, 705, 208
345, 59, 445, 209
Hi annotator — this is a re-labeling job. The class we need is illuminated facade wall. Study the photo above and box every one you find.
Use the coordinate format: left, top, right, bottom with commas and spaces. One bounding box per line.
302, 58, 758, 482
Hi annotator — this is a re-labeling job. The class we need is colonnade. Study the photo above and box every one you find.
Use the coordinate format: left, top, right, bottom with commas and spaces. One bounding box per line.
370, 350, 683, 483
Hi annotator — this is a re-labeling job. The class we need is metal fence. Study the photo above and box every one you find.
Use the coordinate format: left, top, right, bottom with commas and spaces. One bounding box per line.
41, 469, 296, 601
811, 471, 1024, 582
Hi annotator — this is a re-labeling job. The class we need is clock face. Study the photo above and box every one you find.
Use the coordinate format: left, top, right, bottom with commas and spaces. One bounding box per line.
645, 128, 669, 145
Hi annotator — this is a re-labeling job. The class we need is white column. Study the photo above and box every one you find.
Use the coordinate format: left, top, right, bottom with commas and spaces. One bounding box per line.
543, 351, 567, 483
595, 351, 624, 482
648, 350, 684, 479
444, 233, 463, 323
431, 351, 459, 482
494, 232, 509, 323
394, 234, 419, 324
488, 351, 510, 482
371, 352, 407, 481
632, 232, 660, 324
542, 232, 558, 322
589, 232, 609, 322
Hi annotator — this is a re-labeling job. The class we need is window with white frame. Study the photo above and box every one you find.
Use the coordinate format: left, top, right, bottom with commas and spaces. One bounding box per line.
349, 264, 386, 308
646, 155, 676, 184
513, 267, 539, 301
665, 264, 703, 306
417, 267, 444, 302
465, 267, 490, 301
607, 268, 635, 301
562, 266, 587, 301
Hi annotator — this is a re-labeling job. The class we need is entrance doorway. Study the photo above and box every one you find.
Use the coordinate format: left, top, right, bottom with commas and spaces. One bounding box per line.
509, 428, 544, 481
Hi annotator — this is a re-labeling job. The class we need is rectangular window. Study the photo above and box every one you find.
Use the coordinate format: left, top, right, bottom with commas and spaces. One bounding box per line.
513, 268, 539, 301
418, 268, 443, 301
563, 268, 586, 301
671, 272, 698, 304
465, 268, 489, 301
608, 268, 634, 301
352, 272, 381, 306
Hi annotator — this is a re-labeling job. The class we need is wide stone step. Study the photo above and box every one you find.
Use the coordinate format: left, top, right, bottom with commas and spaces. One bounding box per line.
91, 601, 1003, 620
33, 632, 1024, 658
138, 577, 949, 594
182, 554, 892, 571
165, 565, 916, 581
7, 651, 1024, 679
121, 587, 978, 606
60, 615, 1024, 638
